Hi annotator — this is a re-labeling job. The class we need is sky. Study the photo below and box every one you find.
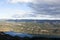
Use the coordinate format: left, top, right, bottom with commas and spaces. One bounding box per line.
0, 0, 60, 20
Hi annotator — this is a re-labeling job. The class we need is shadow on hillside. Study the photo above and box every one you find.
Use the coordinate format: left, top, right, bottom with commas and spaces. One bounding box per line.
0, 32, 60, 40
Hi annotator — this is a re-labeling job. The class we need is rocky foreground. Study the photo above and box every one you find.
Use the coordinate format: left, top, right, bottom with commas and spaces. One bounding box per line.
0, 32, 60, 40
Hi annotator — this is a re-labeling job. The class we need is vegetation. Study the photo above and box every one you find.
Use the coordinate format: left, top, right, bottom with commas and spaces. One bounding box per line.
0, 21, 60, 35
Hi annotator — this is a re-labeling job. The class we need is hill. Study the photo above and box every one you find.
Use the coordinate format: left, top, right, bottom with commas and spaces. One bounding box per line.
6, 19, 60, 23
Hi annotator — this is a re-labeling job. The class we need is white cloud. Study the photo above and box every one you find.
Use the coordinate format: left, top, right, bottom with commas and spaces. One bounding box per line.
11, 10, 33, 18
0, 7, 32, 19
33, 0, 60, 4
8, 0, 33, 3
7, 0, 60, 4
0, 0, 60, 20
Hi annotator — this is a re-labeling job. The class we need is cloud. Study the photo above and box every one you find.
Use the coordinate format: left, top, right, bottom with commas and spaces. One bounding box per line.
12, 10, 33, 18
33, 0, 60, 4
0, 0, 60, 19
28, 0, 60, 19
7, 0, 60, 4
8, 0, 33, 3
7, 0, 60, 19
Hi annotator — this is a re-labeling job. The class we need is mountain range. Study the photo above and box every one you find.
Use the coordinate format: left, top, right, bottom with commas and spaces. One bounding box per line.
6, 19, 60, 23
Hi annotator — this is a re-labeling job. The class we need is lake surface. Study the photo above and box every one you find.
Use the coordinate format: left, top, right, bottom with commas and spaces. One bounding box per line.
4, 31, 60, 38
4, 31, 33, 38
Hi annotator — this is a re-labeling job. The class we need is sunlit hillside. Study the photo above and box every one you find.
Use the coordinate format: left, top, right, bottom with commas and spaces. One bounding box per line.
0, 20, 60, 35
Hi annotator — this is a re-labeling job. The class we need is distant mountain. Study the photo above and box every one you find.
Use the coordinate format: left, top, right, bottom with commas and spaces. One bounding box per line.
6, 19, 60, 23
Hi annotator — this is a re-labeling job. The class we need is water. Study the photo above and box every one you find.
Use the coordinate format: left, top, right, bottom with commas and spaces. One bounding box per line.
4, 31, 33, 38
4, 31, 60, 38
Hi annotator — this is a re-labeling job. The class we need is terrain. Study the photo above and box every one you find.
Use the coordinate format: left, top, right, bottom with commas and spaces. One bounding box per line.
0, 19, 60, 40
0, 19, 60, 34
